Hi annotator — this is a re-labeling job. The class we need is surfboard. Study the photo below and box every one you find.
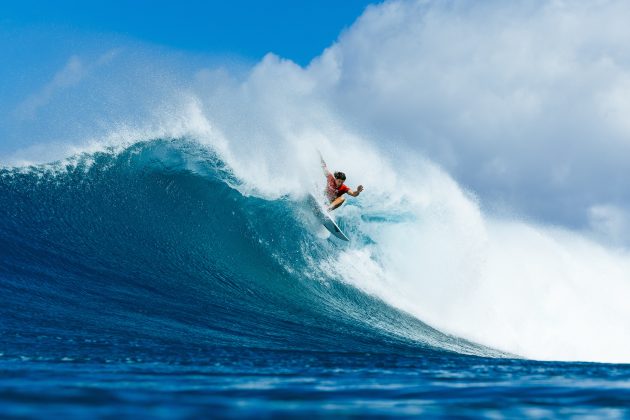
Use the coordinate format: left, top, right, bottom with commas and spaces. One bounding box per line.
307, 193, 349, 241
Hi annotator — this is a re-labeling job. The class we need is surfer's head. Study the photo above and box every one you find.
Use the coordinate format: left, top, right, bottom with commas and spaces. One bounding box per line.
334, 172, 346, 187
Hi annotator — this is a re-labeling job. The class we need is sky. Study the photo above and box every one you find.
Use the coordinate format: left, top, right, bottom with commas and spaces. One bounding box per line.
0, 0, 375, 151
1, 1, 375, 65
2, 0, 630, 242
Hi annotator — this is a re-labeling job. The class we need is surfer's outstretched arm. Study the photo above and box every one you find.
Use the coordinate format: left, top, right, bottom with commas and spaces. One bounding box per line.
347, 185, 364, 197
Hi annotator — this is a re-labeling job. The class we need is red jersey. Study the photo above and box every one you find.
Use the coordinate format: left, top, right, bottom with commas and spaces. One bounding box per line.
326, 174, 350, 202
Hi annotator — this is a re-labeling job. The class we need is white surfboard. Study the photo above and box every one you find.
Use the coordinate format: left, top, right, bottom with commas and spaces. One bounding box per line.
307, 193, 349, 241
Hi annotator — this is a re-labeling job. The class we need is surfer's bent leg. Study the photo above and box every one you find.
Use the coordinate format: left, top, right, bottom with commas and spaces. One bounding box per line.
328, 196, 345, 211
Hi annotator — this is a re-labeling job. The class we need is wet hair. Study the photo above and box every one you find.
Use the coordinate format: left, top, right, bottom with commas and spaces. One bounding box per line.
334, 171, 346, 181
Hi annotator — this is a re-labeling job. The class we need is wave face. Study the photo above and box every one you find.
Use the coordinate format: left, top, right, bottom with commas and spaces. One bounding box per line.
0, 139, 497, 360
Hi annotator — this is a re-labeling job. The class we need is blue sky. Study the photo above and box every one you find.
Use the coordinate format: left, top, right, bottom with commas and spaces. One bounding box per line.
0, 0, 377, 155
1, 0, 376, 65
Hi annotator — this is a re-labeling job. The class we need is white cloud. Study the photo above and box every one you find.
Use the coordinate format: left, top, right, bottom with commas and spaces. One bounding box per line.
588, 204, 630, 245
304, 0, 630, 227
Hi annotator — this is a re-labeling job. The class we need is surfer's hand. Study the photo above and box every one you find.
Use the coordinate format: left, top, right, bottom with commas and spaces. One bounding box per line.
319, 152, 326, 167
357, 185, 364, 193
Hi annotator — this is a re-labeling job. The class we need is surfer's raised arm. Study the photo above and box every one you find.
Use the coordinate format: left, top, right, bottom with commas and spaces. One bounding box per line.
320, 154, 332, 177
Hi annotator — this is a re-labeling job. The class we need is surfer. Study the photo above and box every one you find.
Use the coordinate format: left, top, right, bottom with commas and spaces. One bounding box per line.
320, 155, 364, 211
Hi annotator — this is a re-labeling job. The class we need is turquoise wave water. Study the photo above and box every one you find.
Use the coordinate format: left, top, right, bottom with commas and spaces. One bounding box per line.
0, 138, 495, 358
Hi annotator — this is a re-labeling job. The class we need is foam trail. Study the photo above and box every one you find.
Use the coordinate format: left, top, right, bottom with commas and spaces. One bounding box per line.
191, 87, 630, 362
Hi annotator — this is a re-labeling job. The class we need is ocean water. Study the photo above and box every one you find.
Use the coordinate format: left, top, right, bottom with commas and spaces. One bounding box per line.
1, 139, 629, 417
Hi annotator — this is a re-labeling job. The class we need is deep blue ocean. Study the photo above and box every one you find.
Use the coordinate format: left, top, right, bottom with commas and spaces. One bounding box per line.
1, 139, 629, 418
